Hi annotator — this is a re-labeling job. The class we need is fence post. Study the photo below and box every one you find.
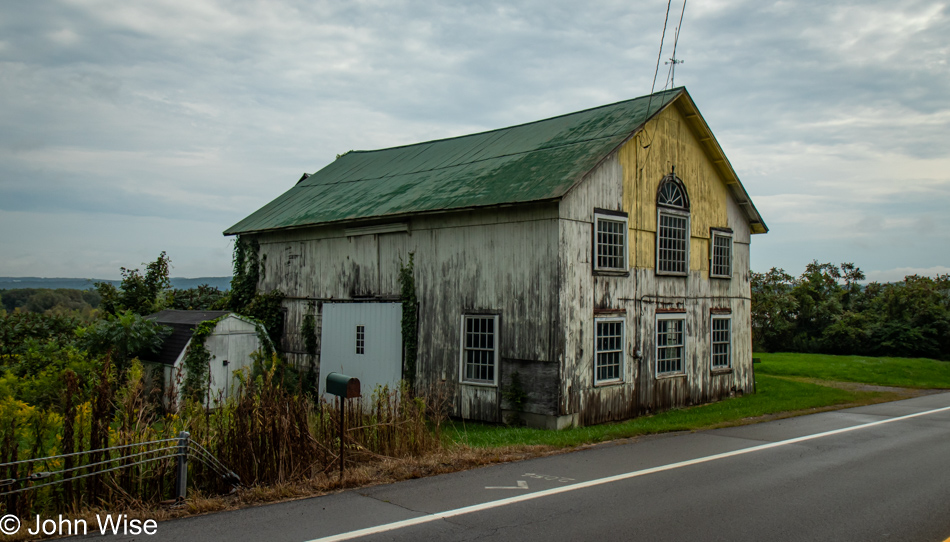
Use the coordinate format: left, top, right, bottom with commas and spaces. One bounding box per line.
175, 431, 190, 503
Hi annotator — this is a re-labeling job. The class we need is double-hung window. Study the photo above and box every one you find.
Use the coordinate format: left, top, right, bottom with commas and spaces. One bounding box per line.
594, 211, 628, 272
710, 230, 733, 279
656, 313, 686, 375
711, 316, 731, 369
594, 317, 624, 384
656, 175, 690, 276
460, 315, 499, 385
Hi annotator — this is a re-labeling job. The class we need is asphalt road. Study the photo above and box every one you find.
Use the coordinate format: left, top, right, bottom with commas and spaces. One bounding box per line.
69, 392, 950, 542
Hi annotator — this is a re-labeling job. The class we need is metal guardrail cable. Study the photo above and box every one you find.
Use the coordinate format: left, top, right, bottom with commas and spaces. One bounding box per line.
187, 448, 230, 477
190, 442, 241, 481
0, 454, 181, 496
49, 445, 180, 478
186, 448, 228, 475
187, 454, 236, 483
0, 445, 179, 490
0, 434, 241, 497
187, 445, 241, 485
0, 438, 179, 468
188, 443, 232, 475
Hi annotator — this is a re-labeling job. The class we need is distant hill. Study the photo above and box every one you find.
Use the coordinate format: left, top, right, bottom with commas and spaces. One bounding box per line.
0, 276, 232, 291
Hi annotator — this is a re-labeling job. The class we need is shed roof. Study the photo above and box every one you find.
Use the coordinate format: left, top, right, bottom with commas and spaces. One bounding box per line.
225, 88, 767, 235
146, 310, 232, 325
142, 310, 232, 366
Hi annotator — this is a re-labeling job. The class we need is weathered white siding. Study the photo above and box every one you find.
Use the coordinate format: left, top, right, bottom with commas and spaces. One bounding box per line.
250, 203, 562, 422
164, 316, 262, 408
556, 101, 755, 425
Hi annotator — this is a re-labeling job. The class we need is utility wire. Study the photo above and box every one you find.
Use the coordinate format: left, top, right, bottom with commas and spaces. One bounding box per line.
665, 0, 688, 89
649, 0, 674, 98
640, 0, 675, 164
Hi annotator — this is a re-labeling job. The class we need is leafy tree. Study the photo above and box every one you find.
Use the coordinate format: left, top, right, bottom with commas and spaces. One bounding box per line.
790, 261, 845, 351
750, 268, 797, 352
96, 252, 172, 316
0, 312, 86, 361
76, 310, 170, 375
0, 342, 97, 408
865, 275, 950, 359
1, 288, 34, 312
168, 285, 227, 310
0, 288, 101, 316
752, 261, 950, 360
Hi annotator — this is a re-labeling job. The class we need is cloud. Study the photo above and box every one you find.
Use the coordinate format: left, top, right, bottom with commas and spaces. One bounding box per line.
865, 266, 950, 283
0, 0, 948, 279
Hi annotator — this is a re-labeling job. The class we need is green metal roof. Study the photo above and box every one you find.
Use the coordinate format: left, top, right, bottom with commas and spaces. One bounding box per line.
225, 88, 685, 235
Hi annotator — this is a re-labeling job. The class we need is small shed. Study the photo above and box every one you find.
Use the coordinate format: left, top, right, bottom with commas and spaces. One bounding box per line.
143, 310, 265, 407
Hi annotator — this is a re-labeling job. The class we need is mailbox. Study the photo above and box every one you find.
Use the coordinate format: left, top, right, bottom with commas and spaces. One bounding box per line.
326, 373, 360, 398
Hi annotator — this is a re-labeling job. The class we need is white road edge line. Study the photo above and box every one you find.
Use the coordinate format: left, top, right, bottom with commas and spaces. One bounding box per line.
306, 403, 950, 542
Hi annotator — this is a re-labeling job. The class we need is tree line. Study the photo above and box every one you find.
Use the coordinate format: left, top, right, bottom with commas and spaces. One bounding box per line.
752, 262, 950, 360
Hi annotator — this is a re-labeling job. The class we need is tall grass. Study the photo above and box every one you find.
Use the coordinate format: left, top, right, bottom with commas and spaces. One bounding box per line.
0, 355, 447, 519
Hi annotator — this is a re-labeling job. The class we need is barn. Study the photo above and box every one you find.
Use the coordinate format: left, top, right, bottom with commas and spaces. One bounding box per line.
225, 87, 767, 428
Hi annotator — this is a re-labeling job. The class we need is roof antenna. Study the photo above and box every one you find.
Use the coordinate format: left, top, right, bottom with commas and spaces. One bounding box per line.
665, 57, 684, 87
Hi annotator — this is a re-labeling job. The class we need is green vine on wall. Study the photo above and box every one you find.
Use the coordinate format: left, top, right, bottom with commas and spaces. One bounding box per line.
229, 237, 260, 313
228, 236, 285, 350
181, 316, 225, 404
398, 253, 418, 392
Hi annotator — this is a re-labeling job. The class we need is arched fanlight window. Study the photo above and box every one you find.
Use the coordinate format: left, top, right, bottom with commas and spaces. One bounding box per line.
657, 174, 689, 210
656, 173, 689, 275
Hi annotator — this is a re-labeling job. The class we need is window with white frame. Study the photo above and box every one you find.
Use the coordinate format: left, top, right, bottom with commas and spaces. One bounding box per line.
460, 315, 499, 385
656, 175, 690, 275
656, 314, 685, 375
595, 317, 624, 384
710, 230, 733, 278
594, 212, 628, 271
711, 316, 731, 369
356, 325, 365, 355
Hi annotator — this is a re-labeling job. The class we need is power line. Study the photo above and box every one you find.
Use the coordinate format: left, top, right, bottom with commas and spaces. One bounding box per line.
648, 0, 674, 98
665, 0, 688, 88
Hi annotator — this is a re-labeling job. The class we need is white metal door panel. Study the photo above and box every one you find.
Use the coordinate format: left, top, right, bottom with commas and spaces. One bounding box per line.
318, 302, 403, 401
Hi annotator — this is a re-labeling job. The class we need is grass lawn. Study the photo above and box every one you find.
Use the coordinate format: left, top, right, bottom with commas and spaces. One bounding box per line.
756, 352, 950, 389
447, 374, 893, 449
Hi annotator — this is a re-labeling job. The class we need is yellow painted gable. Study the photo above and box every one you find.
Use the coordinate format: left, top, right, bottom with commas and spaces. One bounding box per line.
619, 98, 735, 271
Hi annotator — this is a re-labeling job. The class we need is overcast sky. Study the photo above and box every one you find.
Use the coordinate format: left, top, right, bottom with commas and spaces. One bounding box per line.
1, 0, 947, 282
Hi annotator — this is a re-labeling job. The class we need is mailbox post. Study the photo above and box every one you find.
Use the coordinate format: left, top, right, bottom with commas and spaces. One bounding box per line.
325, 373, 360, 481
